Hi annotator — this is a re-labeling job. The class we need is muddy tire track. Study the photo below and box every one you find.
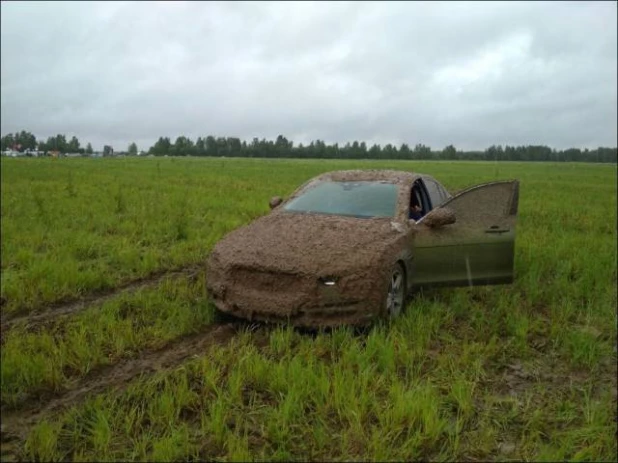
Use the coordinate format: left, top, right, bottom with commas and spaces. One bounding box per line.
1, 321, 261, 447
0, 264, 205, 337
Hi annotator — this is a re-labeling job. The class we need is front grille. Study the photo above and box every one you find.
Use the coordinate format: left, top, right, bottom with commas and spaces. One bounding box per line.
231, 267, 306, 293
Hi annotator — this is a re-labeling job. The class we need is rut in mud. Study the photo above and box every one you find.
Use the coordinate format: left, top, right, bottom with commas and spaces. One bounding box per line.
0, 321, 259, 446
0, 264, 205, 337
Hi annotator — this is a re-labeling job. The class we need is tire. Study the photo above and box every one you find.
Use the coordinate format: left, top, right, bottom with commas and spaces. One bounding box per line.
385, 262, 406, 319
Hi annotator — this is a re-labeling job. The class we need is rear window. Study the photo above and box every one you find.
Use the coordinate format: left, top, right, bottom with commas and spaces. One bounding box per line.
284, 181, 398, 218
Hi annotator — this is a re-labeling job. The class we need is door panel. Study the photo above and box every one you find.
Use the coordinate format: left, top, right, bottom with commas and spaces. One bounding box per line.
410, 181, 519, 288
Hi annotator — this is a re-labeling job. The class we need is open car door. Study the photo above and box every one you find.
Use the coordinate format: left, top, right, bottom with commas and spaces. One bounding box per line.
410, 180, 519, 288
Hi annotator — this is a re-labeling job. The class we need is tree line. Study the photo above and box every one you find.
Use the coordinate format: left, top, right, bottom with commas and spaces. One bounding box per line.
2, 131, 617, 163
0, 131, 94, 155
146, 135, 618, 163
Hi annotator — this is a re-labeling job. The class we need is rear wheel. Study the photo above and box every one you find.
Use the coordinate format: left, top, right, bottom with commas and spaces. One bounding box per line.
385, 262, 406, 319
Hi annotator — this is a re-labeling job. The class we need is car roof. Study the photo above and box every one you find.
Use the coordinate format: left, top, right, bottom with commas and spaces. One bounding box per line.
311, 169, 423, 185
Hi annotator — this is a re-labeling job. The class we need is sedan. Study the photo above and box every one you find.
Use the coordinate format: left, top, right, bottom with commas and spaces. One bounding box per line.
206, 169, 519, 327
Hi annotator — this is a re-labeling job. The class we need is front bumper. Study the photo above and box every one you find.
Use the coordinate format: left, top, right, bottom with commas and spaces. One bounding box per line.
206, 264, 384, 328
211, 296, 377, 328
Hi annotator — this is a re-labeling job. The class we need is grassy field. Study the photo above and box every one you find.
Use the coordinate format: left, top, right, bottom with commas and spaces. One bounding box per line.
1, 156, 616, 461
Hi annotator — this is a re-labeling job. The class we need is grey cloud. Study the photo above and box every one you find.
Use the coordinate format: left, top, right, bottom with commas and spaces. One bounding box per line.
1, 1, 616, 151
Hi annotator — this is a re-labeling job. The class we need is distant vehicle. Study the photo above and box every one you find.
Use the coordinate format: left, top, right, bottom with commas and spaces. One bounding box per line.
24, 149, 42, 157
207, 170, 519, 328
3, 150, 21, 157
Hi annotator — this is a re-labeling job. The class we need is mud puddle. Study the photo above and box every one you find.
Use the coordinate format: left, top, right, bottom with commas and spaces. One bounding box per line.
0, 264, 205, 338
0, 321, 258, 448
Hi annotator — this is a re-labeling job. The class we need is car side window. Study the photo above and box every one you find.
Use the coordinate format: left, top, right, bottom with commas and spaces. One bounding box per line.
410, 180, 432, 220
438, 184, 450, 202
424, 179, 443, 208
421, 181, 432, 211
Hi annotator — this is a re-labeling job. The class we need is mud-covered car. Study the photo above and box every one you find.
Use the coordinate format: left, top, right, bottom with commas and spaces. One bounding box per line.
206, 170, 519, 327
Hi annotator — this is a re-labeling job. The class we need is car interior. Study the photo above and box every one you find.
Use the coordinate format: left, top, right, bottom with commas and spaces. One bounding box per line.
410, 181, 431, 220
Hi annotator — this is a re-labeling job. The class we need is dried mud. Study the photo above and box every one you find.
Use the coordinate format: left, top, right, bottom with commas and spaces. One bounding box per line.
0, 264, 205, 340
207, 170, 418, 327
207, 212, 411, 327
207, 171, 519, 328
0, 322, 250, 449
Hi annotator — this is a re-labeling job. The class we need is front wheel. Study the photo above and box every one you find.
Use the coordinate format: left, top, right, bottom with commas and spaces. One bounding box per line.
385, 262, 406, 319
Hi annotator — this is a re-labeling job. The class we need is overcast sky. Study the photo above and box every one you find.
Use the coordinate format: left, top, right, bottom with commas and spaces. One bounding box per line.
1, 1, 616, 151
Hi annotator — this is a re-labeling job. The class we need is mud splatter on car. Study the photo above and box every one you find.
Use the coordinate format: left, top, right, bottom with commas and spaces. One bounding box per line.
207, 170, 519, 328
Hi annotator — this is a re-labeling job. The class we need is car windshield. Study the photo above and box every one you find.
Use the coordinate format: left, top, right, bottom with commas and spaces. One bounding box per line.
283, 181, 398, 218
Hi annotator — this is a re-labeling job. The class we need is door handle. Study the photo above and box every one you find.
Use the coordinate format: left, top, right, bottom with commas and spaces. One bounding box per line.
485, 226, 509, 234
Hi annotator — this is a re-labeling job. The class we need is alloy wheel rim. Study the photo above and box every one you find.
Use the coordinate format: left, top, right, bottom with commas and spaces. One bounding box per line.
386, 267, 404, 318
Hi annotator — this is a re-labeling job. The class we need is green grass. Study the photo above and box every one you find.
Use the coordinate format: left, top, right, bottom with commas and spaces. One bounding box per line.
1, 271, 214, 407
1, 157, 616, 461
22, 324, 617, 461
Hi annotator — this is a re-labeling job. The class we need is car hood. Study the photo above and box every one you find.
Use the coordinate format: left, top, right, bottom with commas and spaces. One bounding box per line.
209, 211, 406, 276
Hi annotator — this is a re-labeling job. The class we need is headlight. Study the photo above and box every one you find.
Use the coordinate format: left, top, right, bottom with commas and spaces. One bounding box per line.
318, 276, 338, 286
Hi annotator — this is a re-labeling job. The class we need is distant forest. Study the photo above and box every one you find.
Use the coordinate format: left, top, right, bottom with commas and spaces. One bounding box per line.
2, 130, 617, 163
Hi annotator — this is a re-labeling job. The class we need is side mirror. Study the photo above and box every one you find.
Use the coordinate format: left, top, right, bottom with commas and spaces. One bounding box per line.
421, 207, 456, 228
269, 196, 283, 209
